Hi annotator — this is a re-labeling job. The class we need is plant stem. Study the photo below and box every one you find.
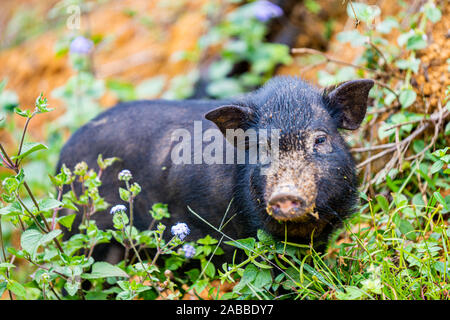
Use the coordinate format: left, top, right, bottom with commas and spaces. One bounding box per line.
15, 112, 36, 167
0, 143, 15, 168
16, 196, 48, 233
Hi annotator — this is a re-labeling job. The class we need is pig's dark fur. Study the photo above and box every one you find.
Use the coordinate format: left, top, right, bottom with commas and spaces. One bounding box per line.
57, 76, 372, 263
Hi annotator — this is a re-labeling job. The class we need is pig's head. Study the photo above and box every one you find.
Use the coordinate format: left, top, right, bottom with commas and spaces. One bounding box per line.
205, 77, 373, 242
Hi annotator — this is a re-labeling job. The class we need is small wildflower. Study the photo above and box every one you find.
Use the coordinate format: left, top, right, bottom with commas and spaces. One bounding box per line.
118, 169, 133, 181
70, 36, 94, 55
251, 0, 283, 22
73, 161, 88, 176
182, 244, 196, 258
110, 204, 127, 215
171, 222, 190, 240
164, 270, 173, 278
41, 273, 50, 283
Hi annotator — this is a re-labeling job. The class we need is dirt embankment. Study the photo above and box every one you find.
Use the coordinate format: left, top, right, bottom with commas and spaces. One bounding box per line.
0, 0, 350, 141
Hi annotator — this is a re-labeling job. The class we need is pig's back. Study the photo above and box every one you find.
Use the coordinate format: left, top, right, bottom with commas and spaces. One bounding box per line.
57, 99, 246, 246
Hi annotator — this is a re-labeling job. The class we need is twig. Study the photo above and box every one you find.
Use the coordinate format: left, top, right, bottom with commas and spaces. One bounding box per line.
404, 109, 445, 161
372, 80, 400, 104
291, 48, 378, 74
367, 40, 393, 73
358, 105, 449, 188
347, 0, 360, 27
351, 143, 396, 153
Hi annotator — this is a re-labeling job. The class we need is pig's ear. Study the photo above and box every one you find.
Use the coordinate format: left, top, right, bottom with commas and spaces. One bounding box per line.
205, 105, 254, 134
325, 79, 374, 130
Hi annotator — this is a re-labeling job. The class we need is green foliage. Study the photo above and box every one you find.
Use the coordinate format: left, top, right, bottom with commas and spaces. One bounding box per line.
201, 3, 292, 98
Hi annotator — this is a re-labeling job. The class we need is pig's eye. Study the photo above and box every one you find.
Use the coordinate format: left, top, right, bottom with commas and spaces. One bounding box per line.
312, 132, 332, 153
314, 136, 327, 145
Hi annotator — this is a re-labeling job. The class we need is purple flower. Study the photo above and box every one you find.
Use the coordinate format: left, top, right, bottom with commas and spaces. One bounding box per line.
171, 222, 190, 240
182, 244, 196, 258
70, 36, 94, 55
110, 204, 127, 215
252, 1, 283, 22
118, 169, 132, 181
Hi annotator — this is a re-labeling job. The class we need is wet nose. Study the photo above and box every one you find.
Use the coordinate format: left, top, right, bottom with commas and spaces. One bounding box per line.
268, 192, 304, 215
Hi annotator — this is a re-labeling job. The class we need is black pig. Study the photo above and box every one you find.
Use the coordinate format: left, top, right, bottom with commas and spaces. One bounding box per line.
57, 76, 373, 262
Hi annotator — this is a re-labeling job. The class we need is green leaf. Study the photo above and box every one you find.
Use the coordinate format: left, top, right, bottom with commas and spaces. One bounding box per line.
224, 237, 255, 253
20, 229, 61, 260
377, 122, 395, 140
35, 93, 52, 113
14, 107, 32, 118
64, 279, 80, 296
20, 229, 43, 258
61, 198, 78, 211
206, 78, 244, 99
430, 160, 444, 174
257, 229, 274, 245
444, 121, 450, 135
97, 154, 120, 170
336, 30, 367, 47
82, 262, 129, 279
395, 58, 420, 73
432, 147, 448, 158
0, 263, 16, 269
241, 264, 258, 284
434, 261, 447, 274
7, 280, 27, 298
58, 214, 77, 231
335, 286, 365, 299
38, 199, 63, 212
85, 291, 110, 300
376, 17, 399, 33
252, 259, 273, 269
40, 230, 62, 247
399, 89, 416, 108
201, 259, 216, 278
406, 34, 427, 50
197, 235, 218, 245
347, 2, 380, 24
119, 188, 130, 202
0, 282, 6, 298
192, 279, 208, 293
425, 4, 441, 23
375, 194, 389, 213
434, 192, 449, 210
136, 76, 166, 99
305, 0, 321, 13
106, 79, 136, 101
11, 142, 48, 161
254, 269, 272, 289
398, 219, 417, 241
0, 79, 6, 93
208, 60, 233, 80
2, 177, 20, 194
113, 211, 129, 229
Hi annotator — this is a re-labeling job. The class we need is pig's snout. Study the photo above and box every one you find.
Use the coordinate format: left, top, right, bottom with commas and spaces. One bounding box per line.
269, 193, 304, 214
266, 184, 317, 221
